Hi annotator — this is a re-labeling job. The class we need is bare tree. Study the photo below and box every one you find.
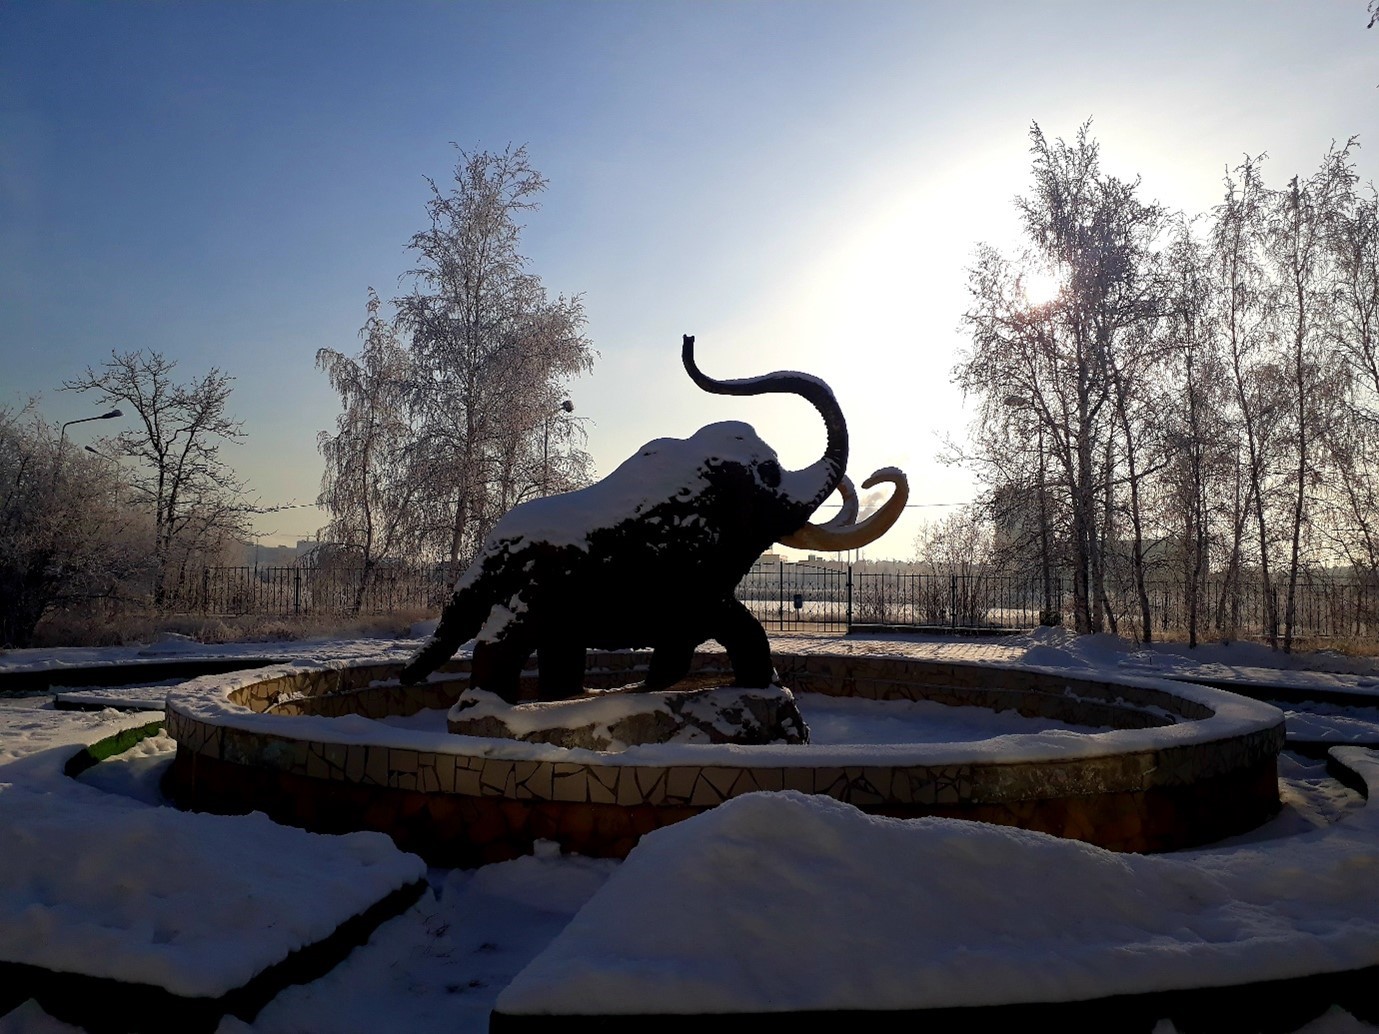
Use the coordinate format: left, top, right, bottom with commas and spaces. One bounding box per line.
912, 505, 998, 627
1330, 172, 1379, 400
913, 505, 995, 576
393, 145, 594, 575
63, 350, 250, 607
953, 128, 1375, 646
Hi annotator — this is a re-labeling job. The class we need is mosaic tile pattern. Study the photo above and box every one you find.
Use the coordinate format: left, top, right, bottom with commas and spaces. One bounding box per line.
163, 649, 1285, 861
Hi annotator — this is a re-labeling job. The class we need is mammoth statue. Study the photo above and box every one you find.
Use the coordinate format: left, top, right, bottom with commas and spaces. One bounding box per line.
399, 335, 907, 700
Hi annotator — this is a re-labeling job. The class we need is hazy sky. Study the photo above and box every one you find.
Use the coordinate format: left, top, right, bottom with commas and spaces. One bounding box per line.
3, 0, 1374, 555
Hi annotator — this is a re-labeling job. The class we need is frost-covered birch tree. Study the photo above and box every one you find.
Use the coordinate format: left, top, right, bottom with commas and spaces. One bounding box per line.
393, 145, 594, 574
317, 289, 425, 613
1318, 155, 1379, 615
956, 121, 1165, 634
1157, 217, 1233, 647
0, 403, 149, 646
1267, 141, 1357, 651
954, 127, 1376, 646
1210, 154, 1291, 644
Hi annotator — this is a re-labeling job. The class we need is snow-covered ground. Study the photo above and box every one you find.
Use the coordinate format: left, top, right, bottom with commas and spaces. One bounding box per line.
1, 628, 1376, 1033
498, 774, 1379, 1015
383, 691, 1117, 746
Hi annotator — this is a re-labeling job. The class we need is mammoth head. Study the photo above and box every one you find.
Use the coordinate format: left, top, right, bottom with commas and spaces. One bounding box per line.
683, 335, 908, 553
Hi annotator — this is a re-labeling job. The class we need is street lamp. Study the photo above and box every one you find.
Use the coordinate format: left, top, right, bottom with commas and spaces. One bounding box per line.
56, 408, 122, 479
59, 408, 122, 451
543, 399, 575, 496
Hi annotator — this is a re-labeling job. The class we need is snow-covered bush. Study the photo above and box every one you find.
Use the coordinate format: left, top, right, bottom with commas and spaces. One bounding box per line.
0, 404, 152, 647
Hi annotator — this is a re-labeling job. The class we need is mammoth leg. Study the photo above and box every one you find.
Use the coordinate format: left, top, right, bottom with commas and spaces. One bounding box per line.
537, 640, 586, 700
471, 630, 535, 704
644, 638, 696, 692
713, 598, 777, 688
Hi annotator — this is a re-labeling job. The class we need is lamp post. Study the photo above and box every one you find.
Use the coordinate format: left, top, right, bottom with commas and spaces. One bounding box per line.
543, 399, 575, 496
56, 409, 122, 480
59, 408, 122, 452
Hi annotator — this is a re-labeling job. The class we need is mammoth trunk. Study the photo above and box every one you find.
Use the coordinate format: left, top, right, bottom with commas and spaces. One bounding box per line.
681, 335, 847, 520
399, 587, 491, 685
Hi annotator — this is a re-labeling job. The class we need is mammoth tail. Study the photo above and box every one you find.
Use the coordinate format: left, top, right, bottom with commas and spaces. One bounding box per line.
681, 334, 847, 515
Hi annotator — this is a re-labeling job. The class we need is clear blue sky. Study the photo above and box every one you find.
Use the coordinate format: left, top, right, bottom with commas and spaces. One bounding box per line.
3, 0, 1374, 553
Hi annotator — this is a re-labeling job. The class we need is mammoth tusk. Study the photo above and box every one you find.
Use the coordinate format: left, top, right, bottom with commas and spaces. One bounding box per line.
777, 467, 909, 552
798, 475, 860, 535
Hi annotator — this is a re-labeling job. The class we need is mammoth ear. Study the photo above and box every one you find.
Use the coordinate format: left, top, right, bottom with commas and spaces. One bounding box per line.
778, 468, 908, 552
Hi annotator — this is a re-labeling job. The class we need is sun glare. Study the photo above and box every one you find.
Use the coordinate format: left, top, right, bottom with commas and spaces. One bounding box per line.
1021, 269, 1061, 307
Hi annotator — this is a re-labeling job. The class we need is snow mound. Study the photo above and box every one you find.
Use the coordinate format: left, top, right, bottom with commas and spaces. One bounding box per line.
499, 786, 1379, 1015
0, 784, 426, 998
135, 632, 210, 657
1014, 629, 1143, 670
455, 839, 619, 915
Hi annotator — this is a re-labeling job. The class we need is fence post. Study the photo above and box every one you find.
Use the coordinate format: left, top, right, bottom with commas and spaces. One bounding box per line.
846, 563, 853, 631
294, 568, 302, 616
778, 560, 785, 629
201, 568, 210, 614
950, 574, 958, 631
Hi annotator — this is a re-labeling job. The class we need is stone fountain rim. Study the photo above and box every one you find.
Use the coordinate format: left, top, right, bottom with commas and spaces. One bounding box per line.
163, 651, 1284, 770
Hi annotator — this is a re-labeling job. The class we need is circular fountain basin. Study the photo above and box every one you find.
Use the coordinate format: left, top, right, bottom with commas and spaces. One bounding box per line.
164, 650, 1285, 866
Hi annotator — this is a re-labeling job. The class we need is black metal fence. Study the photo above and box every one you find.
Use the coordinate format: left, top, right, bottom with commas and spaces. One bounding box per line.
735, 564, 1055, 633
734, 562, 853, 632
850, 570, 1051, 631
196, 563, 450, 617
190, 559, 1379, 641
1139, 575, 1379, 641
736, 562, 1379, 639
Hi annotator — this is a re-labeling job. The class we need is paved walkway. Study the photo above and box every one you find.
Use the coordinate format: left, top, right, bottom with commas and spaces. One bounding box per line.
768, 631, 1028, 663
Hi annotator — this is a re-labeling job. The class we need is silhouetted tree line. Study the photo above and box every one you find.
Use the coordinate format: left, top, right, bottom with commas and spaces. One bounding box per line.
950, 122, 1377, 650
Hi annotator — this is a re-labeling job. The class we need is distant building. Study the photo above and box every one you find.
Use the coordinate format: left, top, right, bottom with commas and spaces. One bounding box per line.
233, 538, 314, 567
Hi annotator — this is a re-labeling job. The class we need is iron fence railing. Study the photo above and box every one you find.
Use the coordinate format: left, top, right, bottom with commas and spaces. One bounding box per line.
848, 570, 1050, 631
192, 563, 451, 617
734, 562, 852, 632
186, 559, 1379, 641
1140, 576, 1379, 641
